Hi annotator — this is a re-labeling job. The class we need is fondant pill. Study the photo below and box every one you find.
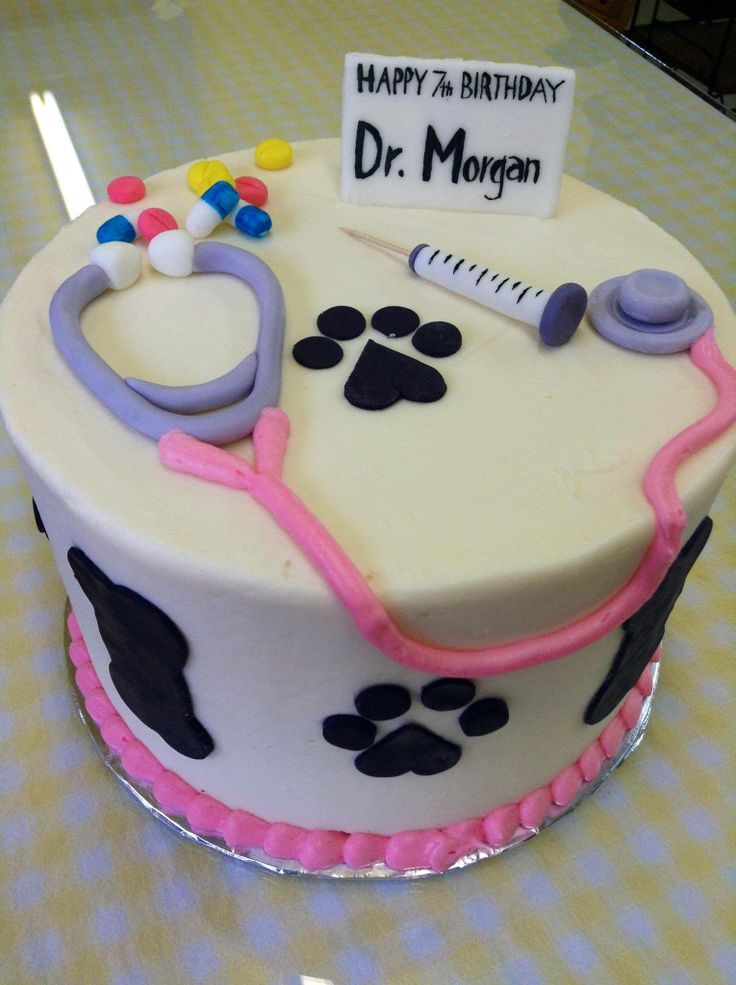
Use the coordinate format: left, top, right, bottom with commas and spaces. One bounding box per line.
107, 175, 146, 204
235, 176, 268, 206
96, 214, 137, 244
185, 181, 241, 238
148, 228, 195, 277
89, 241, 142, 290
255, 139, 292, 171
233, 204, 272, 238
138, 208, 178, 243
187, 159, 234, 196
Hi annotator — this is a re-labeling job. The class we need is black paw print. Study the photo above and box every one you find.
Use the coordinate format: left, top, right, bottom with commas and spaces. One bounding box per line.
322, 680, 508, 777
292, 305, 463, 410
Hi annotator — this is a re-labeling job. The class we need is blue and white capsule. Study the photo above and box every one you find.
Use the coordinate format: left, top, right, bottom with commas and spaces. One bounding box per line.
185, 180, 240, 238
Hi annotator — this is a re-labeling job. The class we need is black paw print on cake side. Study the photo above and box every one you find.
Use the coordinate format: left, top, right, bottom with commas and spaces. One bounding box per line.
323, 679, 509, 777
67, 547, 214, 760
585, 516, 712, 725
292, 305, 463, 410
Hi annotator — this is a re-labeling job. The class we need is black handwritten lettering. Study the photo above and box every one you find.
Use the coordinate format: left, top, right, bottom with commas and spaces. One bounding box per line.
547, 78, 566, 101
421, 125, 541, 201
431, 70, 448, 98
356, 62, 374, 93
354, 121, 382, 179
422, 125, 466, 183
384, 143, 404, 176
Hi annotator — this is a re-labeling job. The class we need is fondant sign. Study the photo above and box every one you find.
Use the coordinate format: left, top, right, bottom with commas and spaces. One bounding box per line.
340, 54, 575, 217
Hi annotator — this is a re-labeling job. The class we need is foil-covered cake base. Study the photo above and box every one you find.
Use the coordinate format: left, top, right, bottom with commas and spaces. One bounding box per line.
66, 611, 658, 879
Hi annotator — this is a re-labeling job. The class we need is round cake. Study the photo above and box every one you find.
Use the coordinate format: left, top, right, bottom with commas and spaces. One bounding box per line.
1, 138, 734, 873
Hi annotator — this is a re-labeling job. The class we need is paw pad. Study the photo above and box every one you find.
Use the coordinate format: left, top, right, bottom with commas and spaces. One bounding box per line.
293, 305, 462, 411
322, 679, 508, 778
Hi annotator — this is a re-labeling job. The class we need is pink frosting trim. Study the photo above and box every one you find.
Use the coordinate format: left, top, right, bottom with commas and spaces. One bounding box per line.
68, 611, 658, 873
159, 330, 736, 677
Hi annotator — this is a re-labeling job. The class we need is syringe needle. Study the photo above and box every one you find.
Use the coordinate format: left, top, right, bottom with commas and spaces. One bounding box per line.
341, 227, 587, 346
340, 227, 412, 258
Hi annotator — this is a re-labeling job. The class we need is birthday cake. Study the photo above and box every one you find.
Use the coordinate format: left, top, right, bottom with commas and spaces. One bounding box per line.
1, 92, 736, 872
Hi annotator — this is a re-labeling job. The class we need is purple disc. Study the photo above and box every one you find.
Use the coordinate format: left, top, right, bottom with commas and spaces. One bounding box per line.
538, 283, 587, 347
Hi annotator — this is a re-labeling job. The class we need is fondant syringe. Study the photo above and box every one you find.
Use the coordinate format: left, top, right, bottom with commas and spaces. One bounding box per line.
341, 228, 587, 347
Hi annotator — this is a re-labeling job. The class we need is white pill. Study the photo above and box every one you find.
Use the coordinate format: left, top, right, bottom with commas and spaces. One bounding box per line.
148, 229, 195, 277
89, 241, 142, 290
185, 199, 221, 239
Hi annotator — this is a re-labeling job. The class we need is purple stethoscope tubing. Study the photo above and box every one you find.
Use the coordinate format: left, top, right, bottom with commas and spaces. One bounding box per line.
49, 242, 285, 444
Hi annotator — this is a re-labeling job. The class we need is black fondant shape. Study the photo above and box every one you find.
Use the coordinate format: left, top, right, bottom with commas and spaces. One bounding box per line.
32, 499, 48, 538
421, 677, 476, 711
67, 547, 214, 759
292, 336, 343, 369
371, 305, 420, 338
317, 305, 366, 341
412, 321, 463, 358
354, 683, 411, 720
459, 696, 510, 736
585, 517, 713, 725
322, 714, 376, 750
355, 723, 461, 777
344, 340, 446, 410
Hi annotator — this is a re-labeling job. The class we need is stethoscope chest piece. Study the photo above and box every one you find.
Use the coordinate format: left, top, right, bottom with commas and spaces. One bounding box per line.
588, 268, 713, 354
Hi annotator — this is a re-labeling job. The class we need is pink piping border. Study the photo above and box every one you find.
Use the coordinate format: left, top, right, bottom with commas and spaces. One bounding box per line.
159, 330, 736, 678
68, 609, 658, 873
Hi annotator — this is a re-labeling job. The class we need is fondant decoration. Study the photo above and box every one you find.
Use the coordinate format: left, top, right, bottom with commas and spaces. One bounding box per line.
107, 175, 145, 204
413, 321, 462, 357
585, 517, 712, 725
354, 683, 411, 719
96, 214, 137, 245
294, 305, 460, 408
343, 228, 586, 346
322, 714, 376, 750
459, 697, 509, 736
67, 548, 213, 759
126, 355, 258, 412
344, 339, 446, 409
421, 677, 475, 710
340, 53, 575, 216
323, 679, 508, 778
228, 204, 272, 238
185, 180, 240, 238
235, 176, 268, 206
356, 724, 461, 777
588, 268, 713, 354
371, 305, 420, 338
148, 228, 195, 277
316, 305, 366, 341
292, 336, 343, 369
255, 138, 293, 170
89, 242, 142, 291
68, 610, 658, 873
187, 159, 234, 196
160, 329, 736, 677
50, 242, 285, 443
32, 498, 47, 537
137, 207, 178, 243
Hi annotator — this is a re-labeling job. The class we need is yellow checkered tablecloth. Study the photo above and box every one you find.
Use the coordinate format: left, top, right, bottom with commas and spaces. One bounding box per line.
1, 3, 734, 984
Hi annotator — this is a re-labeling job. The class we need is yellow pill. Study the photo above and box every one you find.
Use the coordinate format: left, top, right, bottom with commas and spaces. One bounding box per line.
187, 160, 234, 196
255, 139, 293, 171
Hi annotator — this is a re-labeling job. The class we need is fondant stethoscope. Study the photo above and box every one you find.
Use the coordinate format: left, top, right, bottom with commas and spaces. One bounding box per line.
50, 224, 713, 447
49, 240, 285, 445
